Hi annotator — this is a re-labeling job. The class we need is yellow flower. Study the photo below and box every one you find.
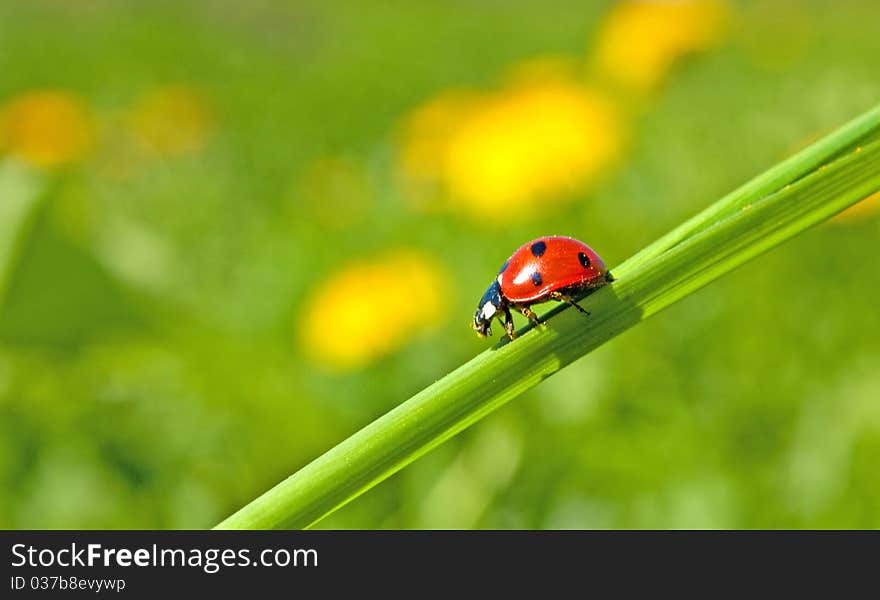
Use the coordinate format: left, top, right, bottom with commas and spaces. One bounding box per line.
128, 86, 213, 157
591, 0, 729, 92
397, 61, 624, 221
0, 90, 94, 167
445, 79, 622, 218
397, 90, 484, 185
299, 251, 448, 369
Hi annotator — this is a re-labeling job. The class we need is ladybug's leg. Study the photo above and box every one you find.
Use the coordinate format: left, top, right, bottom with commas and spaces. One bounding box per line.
502, 304, 516, 340
550, 291, 591, 316
520, 305, 542, 326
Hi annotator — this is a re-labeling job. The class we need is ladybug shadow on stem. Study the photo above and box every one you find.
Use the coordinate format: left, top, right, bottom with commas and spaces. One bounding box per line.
491, 272, 625, 349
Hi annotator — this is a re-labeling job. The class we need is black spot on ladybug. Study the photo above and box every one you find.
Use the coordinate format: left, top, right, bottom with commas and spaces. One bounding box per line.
530, 241, 547, 257
531, 271, 543, 286
578, 252, 591, 268
498, 259, 510, 274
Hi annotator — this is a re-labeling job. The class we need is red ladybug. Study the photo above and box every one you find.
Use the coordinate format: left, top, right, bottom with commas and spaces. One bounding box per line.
472, 236, 614, 339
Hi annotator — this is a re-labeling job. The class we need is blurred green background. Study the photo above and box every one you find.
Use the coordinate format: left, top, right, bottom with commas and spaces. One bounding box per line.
0, 0, 878, 529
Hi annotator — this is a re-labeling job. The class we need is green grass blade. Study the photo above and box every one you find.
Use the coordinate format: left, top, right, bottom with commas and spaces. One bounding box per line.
215, 105, 880, 530
0, 161, 45, 308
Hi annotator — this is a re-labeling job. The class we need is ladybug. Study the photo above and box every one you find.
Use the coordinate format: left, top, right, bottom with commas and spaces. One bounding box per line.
472, 235, 614, 339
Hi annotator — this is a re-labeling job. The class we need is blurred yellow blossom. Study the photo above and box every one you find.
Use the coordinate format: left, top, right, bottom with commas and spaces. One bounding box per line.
0, 90, 94, 167
398, 62, 624, 221
128, 86, 213, 157
591, 0, 729, 93
398, 89, 484, 186
299, 251, 448, 369
445, 79, 622, 218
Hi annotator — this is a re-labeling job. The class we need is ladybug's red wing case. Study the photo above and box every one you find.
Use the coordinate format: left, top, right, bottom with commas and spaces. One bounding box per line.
472, 235, 613, 340
499, 236, 608, 304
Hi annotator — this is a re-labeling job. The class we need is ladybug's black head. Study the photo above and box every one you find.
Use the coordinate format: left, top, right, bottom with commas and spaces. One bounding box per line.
472, 280, 504, 337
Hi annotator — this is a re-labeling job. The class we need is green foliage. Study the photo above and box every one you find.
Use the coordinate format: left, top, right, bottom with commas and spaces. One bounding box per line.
1, 1, 880, 530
